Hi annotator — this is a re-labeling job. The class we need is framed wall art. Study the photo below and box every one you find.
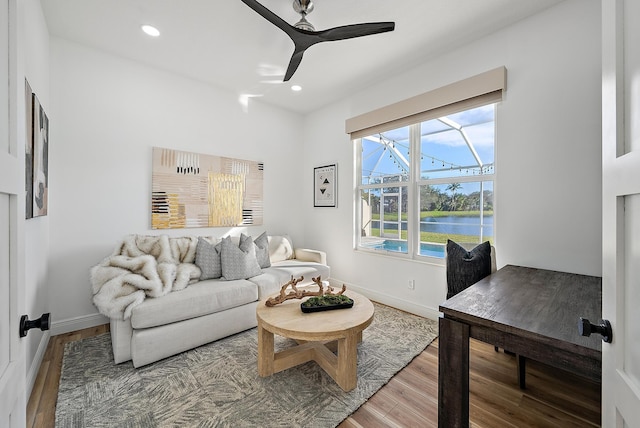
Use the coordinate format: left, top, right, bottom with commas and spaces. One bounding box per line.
314, 164, 337, 207
32, 93, 50, 217
25, 82, 49, 219
25, 79, 33, 219
151, 147, 264, 229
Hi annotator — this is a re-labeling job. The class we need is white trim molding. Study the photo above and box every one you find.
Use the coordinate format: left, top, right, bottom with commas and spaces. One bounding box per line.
51, 312, 109, 336
329, 277, 440, 321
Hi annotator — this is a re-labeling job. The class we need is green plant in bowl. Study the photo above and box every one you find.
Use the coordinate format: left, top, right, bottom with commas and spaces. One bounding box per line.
301, 294, 354, 312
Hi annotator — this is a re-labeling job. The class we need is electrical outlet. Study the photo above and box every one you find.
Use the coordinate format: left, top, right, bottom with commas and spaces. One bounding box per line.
408, 279, 415, 290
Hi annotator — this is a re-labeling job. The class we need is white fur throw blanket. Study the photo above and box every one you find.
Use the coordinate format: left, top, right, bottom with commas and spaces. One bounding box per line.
91, 235, 202, 320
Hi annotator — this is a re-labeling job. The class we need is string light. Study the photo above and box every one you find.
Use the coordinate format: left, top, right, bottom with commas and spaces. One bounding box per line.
374, 132, 494, 178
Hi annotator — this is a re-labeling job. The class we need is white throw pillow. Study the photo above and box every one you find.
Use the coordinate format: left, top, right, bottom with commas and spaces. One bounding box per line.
267, 235, 294, 263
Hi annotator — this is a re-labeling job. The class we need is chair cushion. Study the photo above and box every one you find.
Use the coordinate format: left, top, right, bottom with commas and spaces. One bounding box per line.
130, 279, 258, 329
446, 240, 492, 299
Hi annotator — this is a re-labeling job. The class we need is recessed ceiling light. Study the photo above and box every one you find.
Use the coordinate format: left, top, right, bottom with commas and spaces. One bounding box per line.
291, 85, 302, 92
141, 25, 160, 37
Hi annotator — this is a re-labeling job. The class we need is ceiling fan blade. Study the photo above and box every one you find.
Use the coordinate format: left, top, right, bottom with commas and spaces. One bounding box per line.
240, 0, 395, 82
240, 0, 296, 37
318, 22, 395, 42
283, 49, 305, 82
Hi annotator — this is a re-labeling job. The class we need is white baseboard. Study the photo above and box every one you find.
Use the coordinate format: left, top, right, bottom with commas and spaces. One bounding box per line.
328, 278, 441, 321
51, 312, 109, 336
26, 330, 50, 399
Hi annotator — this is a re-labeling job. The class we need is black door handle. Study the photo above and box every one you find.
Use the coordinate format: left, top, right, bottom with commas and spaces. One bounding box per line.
19, 313, 50, 337
578, 317, 612, 343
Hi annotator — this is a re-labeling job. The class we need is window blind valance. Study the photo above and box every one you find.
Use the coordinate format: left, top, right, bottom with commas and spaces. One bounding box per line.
345, 66, 506, 139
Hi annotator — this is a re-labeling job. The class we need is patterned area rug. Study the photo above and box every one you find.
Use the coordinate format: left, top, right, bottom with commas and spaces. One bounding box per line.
55, 303, 438, 427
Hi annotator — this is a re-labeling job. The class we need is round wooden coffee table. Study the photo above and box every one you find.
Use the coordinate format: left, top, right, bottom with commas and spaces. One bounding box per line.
256, 290, 374, 391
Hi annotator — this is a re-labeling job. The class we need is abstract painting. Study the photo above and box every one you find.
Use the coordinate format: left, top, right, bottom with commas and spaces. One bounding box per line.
151, 147, 263, 229
25, 88, 49, 218
31, 92, 49, 217
25, 80, 33, 219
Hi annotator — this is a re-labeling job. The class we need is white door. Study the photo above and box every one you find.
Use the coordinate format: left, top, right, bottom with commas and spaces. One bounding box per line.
602, 0, 640, 426
0, 0, 25, 426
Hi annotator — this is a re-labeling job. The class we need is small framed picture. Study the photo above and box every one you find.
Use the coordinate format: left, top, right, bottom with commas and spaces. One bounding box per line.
314, 164, 337, 207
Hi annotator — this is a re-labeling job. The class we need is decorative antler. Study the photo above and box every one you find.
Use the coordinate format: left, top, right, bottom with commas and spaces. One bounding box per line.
265, 275, 347, 306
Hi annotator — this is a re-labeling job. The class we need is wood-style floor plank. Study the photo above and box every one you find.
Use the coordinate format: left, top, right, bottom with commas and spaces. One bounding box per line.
28, 325, 601, 428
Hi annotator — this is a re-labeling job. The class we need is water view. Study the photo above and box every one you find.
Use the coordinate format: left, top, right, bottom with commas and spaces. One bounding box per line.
372, 215, 494, 237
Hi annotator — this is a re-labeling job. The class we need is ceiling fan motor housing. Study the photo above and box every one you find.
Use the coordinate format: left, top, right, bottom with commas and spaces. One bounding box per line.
293, 0, 315, 31
293, 0, 314, 15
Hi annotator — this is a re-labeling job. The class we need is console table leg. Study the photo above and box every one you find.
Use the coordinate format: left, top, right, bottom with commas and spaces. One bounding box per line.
438, 317, 470, 428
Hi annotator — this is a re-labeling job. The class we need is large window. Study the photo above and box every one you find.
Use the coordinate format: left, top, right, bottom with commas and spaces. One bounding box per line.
356, 103, 496, 259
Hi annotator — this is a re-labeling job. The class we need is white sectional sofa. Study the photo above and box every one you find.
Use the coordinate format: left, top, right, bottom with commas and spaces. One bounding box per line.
91, 234, 330, 367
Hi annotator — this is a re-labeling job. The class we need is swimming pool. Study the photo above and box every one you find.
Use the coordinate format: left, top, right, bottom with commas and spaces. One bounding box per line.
375, 240, 446, 258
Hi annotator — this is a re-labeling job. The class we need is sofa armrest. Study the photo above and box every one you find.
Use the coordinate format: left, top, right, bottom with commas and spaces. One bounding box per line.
294, 248, 327, 265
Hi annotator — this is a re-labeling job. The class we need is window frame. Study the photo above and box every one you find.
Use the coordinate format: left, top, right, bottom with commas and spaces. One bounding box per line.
348, 68, 505, 262
354, 105, 497, 262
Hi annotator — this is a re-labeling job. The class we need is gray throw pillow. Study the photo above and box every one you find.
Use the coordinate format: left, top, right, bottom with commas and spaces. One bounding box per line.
195, 237, 222, 280
446, 240, 492, 299
246, 232, 271, 269
221, 235, 262, 280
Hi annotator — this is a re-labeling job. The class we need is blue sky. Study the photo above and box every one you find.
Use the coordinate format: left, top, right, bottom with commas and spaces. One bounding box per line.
361, 104, 495, 193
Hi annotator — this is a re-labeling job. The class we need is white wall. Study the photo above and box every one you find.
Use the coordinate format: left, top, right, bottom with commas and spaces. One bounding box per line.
48, 39, 306, 332
300, 0, 602, 318
18, 0, 51, 394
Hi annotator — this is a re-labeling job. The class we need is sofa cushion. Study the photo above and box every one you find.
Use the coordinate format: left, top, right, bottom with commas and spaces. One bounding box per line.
267, 235, 294, 263
221, 235, 262, 280
249, 260, 331, 299
130, 279, 258, 329
195, 237, 222, 280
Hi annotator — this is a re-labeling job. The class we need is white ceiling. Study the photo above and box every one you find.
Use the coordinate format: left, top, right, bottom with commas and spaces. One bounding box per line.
40, 0, 564, 114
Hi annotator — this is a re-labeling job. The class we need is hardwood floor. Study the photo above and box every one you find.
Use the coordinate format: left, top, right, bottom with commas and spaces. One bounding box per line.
341, 339, 601, 428
27, 325, 601, 427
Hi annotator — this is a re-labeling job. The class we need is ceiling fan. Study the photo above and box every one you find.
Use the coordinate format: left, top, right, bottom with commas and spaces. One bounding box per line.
241, 0, 395, 81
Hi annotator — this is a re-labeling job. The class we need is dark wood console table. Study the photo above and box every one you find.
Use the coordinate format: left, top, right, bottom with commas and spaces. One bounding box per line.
438, 264, 602, 427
